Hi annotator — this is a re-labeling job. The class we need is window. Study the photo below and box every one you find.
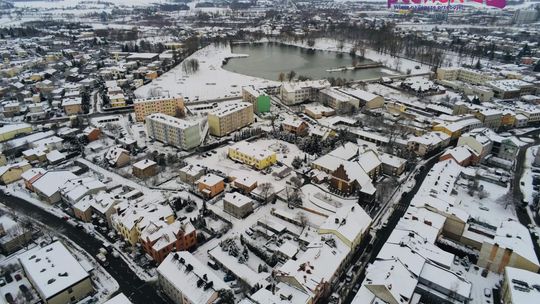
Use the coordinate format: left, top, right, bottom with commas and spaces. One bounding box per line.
68, 288, 73, 294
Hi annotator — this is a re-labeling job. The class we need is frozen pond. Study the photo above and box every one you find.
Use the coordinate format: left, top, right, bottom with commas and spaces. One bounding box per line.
223, 42, 395, 81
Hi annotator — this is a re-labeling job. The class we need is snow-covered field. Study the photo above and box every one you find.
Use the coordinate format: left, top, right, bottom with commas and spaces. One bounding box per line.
455, 180, 516, 227
135, 44, 279, 101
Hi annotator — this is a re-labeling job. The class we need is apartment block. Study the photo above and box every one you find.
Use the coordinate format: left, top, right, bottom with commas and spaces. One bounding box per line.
228, 142, 277, 170
207, 102, 254, 137
146, 113, 201, 150
134, 96, 185, 122
242, 86, 271, 113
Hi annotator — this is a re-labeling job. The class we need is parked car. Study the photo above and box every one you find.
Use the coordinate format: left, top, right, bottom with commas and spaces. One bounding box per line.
484, 288, 492, 298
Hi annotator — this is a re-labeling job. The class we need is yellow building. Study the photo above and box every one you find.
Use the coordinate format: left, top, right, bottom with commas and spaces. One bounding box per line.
113, 203, 175, 246
501, 111, 516, 128
0, 123, 32, 142
0, 153, 6, 166
228, 142, 277, 170
133, 96, 185, 122
19, 241, 94, 304
208, 102, 254, 137
0, 161, 31, 184
109, 93, 126, 108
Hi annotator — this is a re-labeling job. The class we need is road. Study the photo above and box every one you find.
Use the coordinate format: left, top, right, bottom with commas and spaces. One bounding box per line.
0, 192, 172, 304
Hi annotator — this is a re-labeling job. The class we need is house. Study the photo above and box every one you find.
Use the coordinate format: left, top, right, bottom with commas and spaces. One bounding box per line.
22, 147, 48, 162
0, 161, 32, 184
157, 251, 229, 304
0, 215, 33, 255
223, 192, 254, 219
105, 146, 130, 168
73, 191, 123, 226
197, 174, 225, 198
378, 153, 406, 176
62, 97, 83, 115
132, 159, 158, 178
407, 131, 451, 157
304, 105, 335, 119
232, 174, 258, 193
59, 177, 106, 204
282, 117, 309, 136
21, 168, 46, 190
440, 146, 473, 167
228, 142, 277, 170
318, 205, 372, 249
112, 202, 175, 245
457, 128, 493, 164
82, 127, 101, 142
0, 123, 32, 142
46, 150, 66, 165
140, 220, 197, 264
179, 164, 205, 185
32, 171, 78, 204
19, 241, 94, 304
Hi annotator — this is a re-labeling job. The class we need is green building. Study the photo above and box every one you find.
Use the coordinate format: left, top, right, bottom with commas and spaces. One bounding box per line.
242, 87, 271, 114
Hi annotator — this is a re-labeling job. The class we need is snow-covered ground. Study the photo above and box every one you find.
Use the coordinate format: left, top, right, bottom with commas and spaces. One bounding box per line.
135, 44, 279, 101
520, 145, 539, 204
455, 179, 516, 227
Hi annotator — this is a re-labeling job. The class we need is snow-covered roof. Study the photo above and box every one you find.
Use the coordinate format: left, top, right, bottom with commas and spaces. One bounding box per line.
46, 150, 66, 163
443, 146, 472, 163
338, 88, 380, 102
504, 267, 540, 304
103, 293, 132, 304
32, 171, 78, 198
197, 173, 224, 186
282, 117, 307, 128
132, 159, 156, 170
208, 101, 251, 118
278, 237, 350, 294
146, 113, 199, 130
328, 142, 358, 161
362, 259, 417, 304
141, 220, 194, 252
223, 192, 252, 208
61, 97, 82, 106
59, 177, 106, 202
229, 141, 276, 161
409, 131, 450, 146
419, 263, 471, 299
487, 219, 539, 267
105, 146, 129, 165
19, 241, 90, 300
0, 161, 30, 176
247, 282, 310, 304
0, 123, 31, 135
319, 205, 371, 247
179, 164, 205, 176
157, 251, 229, 304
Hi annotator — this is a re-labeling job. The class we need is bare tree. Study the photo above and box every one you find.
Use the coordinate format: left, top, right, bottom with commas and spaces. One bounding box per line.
259, 182, 274, 204
296, 211, 308, 228
278, 72, 285, 82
